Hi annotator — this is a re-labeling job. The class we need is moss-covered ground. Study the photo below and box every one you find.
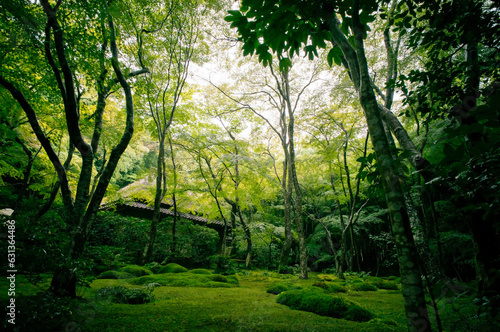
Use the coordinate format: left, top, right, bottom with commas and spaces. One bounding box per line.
1, 270, 409, 331
4, 270, 493, 331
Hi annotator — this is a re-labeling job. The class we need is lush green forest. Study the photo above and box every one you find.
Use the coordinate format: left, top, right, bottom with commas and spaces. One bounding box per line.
1, 0, 499, 331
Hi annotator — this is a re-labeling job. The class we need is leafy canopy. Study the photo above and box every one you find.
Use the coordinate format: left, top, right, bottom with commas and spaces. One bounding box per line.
224, 0, 379, 69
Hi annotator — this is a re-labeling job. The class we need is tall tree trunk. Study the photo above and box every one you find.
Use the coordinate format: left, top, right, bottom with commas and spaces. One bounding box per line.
167, 136, 178, 253
327, 8, 431, 330
285, 70, 308, 279
279, 155, 293, 272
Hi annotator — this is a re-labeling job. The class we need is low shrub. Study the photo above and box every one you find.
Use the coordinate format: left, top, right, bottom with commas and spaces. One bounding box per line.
119, 265, 152, 277
96, 286, 154, 304
157, 263, 188, 274
189, 268, 213, 274
97, 270, 135, 279
276, 289, 374, 322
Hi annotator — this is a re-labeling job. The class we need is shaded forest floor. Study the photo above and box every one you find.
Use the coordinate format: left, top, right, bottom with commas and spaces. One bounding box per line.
1, 269, 494, 331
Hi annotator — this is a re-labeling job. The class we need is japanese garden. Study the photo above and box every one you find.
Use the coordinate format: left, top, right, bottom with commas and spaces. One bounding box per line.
1, 0, 499, 331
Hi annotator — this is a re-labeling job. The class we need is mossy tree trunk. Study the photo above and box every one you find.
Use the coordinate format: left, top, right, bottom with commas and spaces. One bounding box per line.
323, 5, 432, 330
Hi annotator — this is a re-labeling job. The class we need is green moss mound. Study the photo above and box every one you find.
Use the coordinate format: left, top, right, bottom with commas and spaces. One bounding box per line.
266, 282, 302, 295
119, 265, 152, 277
276, 289, 374, 322
189, 268, 213, 274
325, 283, 348, 293
344, 304, 374, 322
313, 281, 347, 293
97, 270, 135, 279
157, 263, 189, 274
348, 281, 378, 291
267, 282, 291, 295
96, 286, 154, 304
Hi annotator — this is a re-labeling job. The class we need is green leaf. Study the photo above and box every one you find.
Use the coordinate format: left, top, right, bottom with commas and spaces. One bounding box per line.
279, 58, 292, 72
327, 46, 342, 67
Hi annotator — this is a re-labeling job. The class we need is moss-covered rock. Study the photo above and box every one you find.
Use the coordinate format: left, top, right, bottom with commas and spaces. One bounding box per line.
97, 270, 135, 280
119, 265, 152, 277
157, 263, 188, 274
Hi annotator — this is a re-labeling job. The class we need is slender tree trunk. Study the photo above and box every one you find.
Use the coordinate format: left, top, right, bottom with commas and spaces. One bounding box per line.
168, 138, 178, 253
329, 166, 346, 277
286, 82, 308, 279
279, 158, 293, 272
143, 136, 165, 264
